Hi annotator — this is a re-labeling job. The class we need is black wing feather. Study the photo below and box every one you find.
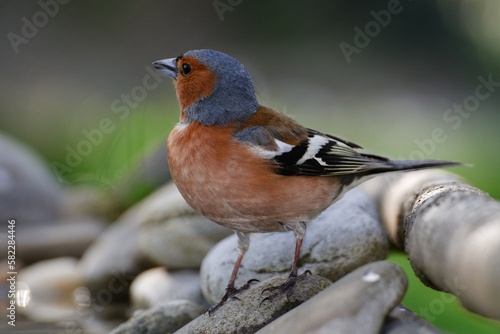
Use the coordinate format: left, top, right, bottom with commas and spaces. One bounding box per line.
271, 129, 461, 178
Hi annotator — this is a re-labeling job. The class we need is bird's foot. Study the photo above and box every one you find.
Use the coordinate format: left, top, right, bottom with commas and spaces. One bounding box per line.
260, 270, 311, 306
207, 279, 260, 315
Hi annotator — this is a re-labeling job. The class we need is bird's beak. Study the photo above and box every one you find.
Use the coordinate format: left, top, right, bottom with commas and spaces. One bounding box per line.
152, 58, 177, 80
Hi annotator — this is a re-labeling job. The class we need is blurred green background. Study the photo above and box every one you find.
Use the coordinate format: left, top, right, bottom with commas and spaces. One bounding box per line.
1, 0, 500, 332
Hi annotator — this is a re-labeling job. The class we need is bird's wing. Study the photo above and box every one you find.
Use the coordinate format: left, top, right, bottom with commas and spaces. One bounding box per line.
233, 106, 392, 181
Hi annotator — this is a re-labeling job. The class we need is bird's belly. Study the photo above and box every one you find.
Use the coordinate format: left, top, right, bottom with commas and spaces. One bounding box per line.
167, 123, 342, 233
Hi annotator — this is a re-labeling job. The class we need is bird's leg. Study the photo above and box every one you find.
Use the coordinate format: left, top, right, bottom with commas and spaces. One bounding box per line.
261, 222, 311, 303
290, 226, 305, 278
207, 232, 258, 314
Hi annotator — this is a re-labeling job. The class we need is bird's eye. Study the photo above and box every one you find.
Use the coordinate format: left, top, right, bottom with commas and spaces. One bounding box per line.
181, 63, 191, 76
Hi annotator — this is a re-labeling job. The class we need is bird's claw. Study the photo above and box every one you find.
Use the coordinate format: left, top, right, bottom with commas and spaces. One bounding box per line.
206, 278, 260, 315
260, 270, 312, 306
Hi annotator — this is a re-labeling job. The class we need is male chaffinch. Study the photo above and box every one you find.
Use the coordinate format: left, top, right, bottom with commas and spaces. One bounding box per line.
153, 49, 461, 313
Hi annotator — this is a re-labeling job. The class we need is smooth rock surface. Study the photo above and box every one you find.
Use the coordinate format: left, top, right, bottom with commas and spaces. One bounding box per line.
201, 189, 388, 304
17, 257, 82, 322
257, 261, 407, 334
78, 182, 228, 300
0, 133, 113, 264
59, 185, 113, 220
0, 132, 62, 226
130, 267, 206, 309
177, 274, 332, 334
110, 300, 205, 334
139, 183, 232, 269
17, 218, 106, 263
0, 132, 64, 264
78, 205, 152, 297
382, 305, 442, 334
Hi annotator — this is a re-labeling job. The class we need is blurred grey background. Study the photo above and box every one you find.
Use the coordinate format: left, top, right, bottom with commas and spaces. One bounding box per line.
1, 0, 499, 191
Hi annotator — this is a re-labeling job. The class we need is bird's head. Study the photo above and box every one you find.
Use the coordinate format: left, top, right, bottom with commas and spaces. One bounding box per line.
153, 49, 259, 125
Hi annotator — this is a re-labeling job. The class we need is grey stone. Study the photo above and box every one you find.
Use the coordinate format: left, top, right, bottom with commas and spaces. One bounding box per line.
17, 218, 106, 263
17, 257, 82, 322
257, 261, 407, 334
0, 132, 62, 227
130, 267, 206, 310
382, 305, 442, 334
0, 133, 113, 264
59, 185, 113, 220
177, 274, 332, 334
78, 182, 228, 300
201, 189, 388, 304
78, 205, 152, 296
138, 183, 232, 269
110, 300, 205, 334
0, 132, 64, 263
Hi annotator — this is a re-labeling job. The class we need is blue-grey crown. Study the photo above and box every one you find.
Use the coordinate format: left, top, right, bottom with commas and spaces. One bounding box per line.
183, 49, 259, 125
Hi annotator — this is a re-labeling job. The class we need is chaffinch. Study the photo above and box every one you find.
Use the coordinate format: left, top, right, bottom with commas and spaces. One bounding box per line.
153, 49, 461, 312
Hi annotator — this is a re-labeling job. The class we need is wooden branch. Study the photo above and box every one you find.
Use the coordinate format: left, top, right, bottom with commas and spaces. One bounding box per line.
362, 170, 500, 320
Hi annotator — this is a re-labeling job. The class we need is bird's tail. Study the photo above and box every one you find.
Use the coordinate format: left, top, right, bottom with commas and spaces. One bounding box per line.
363, 158, 466, 176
